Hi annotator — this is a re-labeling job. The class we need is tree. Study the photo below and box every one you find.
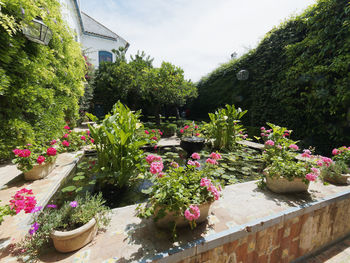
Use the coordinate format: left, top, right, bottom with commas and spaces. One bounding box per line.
142, 62, 197, 124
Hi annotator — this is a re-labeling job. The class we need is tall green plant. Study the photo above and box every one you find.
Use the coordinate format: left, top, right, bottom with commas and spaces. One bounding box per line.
203, 104, 247, 150
87, 102, 147, 188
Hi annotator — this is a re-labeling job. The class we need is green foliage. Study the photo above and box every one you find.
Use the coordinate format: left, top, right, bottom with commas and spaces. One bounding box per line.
136, 156, 222, 234
0, 202, 15, 224
18, 193, 110, 261
192, 0, 350, 154
332, 146, 350, 166
202, 104, 247, 150
320, 161, 349, 181
93, 50, 197, 123
0, 0, 86, 160
87, 101, 147, 188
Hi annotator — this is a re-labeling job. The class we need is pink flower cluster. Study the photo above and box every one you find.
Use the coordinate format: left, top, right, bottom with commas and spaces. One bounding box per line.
150, 161, 164, 175
187, 160, 200, 167
46, 147, 57, 156
200, 177, 221, 200
184, 205, 200, 221
332, 146, 350, 156
305, 167, 320, 182
50, 139, 57, 145
289, 144, 299, 151
191, 152, 200, 160
13, 149, 31, 158
210, 152, 222, 160
36, 155, 45, 164
301, 149, 312, 158
316, 157, 333, 167
146, 154, 162, 164
9, 188, 37, 214
260, 127, 272, 137
265, 140, 274, 146
62, 140, 70, 147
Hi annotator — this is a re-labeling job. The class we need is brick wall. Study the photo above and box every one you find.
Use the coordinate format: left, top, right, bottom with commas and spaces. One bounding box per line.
177, 198, 350, 263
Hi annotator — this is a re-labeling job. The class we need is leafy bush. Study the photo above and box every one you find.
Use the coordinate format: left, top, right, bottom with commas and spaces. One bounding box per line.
0, 0, 86, 161
202, 104, 247, 150
87, 101, 147, 188
191, 0, 350, 154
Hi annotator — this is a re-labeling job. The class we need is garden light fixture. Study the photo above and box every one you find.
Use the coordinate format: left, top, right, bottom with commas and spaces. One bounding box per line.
236, 69, 249, 80
23, 17, 52, 45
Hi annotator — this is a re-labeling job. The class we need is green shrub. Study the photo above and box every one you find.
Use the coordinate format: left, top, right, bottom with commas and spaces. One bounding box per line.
87, 101, 147, 189
0, 0, 86, 161
191, 0, 350, 154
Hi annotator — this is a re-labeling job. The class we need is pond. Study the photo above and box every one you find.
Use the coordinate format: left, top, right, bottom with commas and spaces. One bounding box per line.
49, 145, 264, 209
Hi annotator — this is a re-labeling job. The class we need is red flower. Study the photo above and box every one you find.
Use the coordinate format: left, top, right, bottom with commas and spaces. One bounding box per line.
81, 136, 86, 141
144, 130, 149, 134
62, 140, 70, 147
180, 129, 184, 134
64, 126, 70, 130
19, 149, 31, 158
46, 147, 57, 156
90, 138, 94, 144
37, 156, 45, 164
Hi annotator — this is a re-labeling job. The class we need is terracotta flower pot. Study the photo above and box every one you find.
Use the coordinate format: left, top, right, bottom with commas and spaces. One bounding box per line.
154, 202, 212, 229
323, 173, 350, 185
51, 218, 97, 253
266, 176, 309, 194
24, 160, 56, 181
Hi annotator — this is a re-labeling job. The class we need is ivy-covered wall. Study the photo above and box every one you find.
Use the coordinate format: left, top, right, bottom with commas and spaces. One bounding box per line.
0, 0, 86, 160
191, 0, 350, 154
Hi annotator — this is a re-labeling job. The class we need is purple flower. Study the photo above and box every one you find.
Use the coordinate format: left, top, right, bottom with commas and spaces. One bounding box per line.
70, 201, 78, 208
29, 222, 40, 235
47, 204, 57, 209
30, 206, 42, 213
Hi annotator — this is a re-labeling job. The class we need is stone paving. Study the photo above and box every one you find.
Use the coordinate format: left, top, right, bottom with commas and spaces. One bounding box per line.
0, 177, 349, 262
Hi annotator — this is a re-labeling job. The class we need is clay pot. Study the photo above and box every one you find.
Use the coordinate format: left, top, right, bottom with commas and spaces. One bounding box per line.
51, 218, 97, 253
154, 202, 212, 229
24, 160, 56, 180
323, 173, 350, 185
266, 176, 309, 194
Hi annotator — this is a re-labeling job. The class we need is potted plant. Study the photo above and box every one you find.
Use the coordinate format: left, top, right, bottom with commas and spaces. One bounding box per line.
260, 123, 320, 193
58, 126, 94, 152
179, 122, 205, 157
13, 145, 58, 180
136, 152, 223, 237
18, 193, 110, 261
320, 146, 350, 184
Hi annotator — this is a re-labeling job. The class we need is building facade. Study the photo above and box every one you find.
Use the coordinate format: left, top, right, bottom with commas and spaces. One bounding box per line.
59, 0, 129, 67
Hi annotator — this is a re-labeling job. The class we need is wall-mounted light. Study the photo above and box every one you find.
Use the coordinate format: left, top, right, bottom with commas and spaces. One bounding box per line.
23, 17, 52, 45
236, 69, 249, 81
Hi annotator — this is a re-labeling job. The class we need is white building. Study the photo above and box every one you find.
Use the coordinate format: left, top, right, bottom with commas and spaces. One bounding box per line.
59, 0, 129, 67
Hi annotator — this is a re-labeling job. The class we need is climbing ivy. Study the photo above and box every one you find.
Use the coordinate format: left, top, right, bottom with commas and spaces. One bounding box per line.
191, 0, 350, 154
0, 0, 86, 160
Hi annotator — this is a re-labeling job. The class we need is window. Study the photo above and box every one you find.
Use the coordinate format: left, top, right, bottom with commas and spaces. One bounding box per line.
99, 51, 113, 65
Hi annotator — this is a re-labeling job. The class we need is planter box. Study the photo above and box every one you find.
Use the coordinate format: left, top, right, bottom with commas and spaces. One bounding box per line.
51, 218, 97, 253
266, 176, 309, 194
24, 160, 56, 181
323, 173, 350, 185
154, 202, 212, 229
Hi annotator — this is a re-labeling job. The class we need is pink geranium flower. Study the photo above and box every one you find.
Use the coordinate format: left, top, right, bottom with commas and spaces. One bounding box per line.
301, 149, 312, 158
332, 148, 339, 155
187, 160, 195, 166
64, 125, 70, 130
184, 205, 200, 221
150, 161, 163, 174
37, 156, 45, 165
50, 139, 57, 145
180, 129, 184, 134
289, 144, 299, 150
62, 140, 70, 147
81, 135, 86, 141
206, 158, 218, 165
70, 201, 78, 207
306, 173, 317, 181
63, 134, 69, 138
144, 130, 149, 134
265, 140, 274, 146
90, 138, 95, 144
46, 147, 57, 156
191, 152, 200, 160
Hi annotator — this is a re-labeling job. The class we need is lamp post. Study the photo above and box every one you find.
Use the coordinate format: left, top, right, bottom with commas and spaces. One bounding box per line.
22, 17, 52, 45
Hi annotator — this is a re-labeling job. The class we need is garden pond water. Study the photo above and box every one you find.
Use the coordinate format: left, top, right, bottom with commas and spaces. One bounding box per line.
50, 145, 264, 209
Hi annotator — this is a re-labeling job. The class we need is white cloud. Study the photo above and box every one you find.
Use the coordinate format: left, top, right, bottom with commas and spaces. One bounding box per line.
80, 0, 317, 81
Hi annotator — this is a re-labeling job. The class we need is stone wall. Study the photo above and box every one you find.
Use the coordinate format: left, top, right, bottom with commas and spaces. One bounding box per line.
176, 198, 350, 263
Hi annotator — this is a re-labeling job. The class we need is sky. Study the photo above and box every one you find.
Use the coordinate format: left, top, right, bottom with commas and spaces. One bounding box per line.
80, 0, 317, 82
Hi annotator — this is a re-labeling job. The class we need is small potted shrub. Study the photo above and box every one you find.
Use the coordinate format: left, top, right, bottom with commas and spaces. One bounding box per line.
320, 146, 350, 184
18, 193, 110, 260
136, 152, 223, 236
260, 123, 319, 193
13, 145, 58, 180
